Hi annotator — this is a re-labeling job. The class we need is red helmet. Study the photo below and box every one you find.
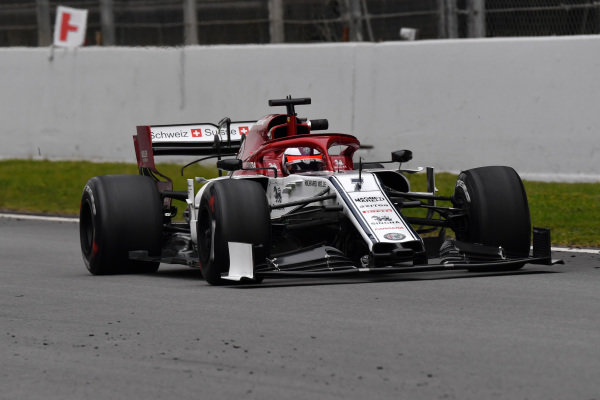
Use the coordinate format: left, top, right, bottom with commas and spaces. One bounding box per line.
282, 153, 325, 174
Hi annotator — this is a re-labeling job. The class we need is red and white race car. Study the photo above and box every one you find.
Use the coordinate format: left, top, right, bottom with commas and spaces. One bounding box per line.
79, 96, 560, 285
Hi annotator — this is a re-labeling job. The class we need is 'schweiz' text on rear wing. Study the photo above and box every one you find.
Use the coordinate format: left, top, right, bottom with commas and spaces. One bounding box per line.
133, 121, 255, 170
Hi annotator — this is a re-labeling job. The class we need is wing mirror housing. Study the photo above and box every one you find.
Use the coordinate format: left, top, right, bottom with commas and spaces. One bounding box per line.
217, 158, 279, 178
391, 150, 413, 163
216, 158, 243, 172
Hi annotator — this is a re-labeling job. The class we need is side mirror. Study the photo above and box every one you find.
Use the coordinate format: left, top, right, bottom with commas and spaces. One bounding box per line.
216, 158, 243, 172
391, 150, 413, 163
309, 119, 329, 131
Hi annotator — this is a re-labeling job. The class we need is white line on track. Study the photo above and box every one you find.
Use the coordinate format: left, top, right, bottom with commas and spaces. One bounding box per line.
1, 213, 598, 254
550, 246, 599, 254
0, 213, 78, 223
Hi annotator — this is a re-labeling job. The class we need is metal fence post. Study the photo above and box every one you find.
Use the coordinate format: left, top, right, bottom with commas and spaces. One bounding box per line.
269, 0, 284, 43
349, 0, 363, 41
100, 0, 115, 45
597, 2, 600, 34
467, 0, 486, 38
361, 0, 374, 41
36, 0, 52, 46
437, 0, 447, 38
445, 0, 458, 38
183, 0, 198, 45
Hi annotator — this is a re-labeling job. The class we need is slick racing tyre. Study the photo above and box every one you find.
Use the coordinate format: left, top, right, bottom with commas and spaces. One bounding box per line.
79, 175, 162, 275
197, 179, 270, 285
452, 166, 531, 270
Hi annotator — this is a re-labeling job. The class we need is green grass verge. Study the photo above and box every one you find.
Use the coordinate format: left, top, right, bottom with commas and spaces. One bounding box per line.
405, 172, 599, 247
0, 160, 218, 216
1, 160, 598, 247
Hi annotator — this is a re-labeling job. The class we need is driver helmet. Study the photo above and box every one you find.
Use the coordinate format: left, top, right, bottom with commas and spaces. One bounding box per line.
282, 148, 325, 174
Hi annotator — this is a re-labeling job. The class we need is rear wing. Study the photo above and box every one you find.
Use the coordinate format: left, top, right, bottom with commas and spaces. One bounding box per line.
133, 121, 255, 169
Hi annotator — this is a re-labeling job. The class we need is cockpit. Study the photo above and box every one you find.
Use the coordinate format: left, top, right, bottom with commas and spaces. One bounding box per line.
282, 147, 326, 174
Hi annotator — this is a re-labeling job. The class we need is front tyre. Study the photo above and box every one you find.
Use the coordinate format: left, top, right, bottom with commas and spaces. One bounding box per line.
452, 166, 531, 269
79, 175, 162, 275
197, 179, 270, 285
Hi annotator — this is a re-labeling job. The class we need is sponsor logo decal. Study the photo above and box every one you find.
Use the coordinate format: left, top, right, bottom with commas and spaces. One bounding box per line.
456, 179, 470, 203
151, 130, 190, 140
347, 186, 413, 241
354, 196, 386, 203
84, 185, 96, 215
273, 186, 282, 203
384, 232, 406, 241
304, 180, 327, 188
358, 203, 393, 209
371, 215, 393, 222
149, 123, 255, 142
334, 159, 346, 170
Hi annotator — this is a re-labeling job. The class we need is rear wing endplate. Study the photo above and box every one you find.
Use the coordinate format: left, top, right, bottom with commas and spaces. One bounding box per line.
133, 121, 255, 169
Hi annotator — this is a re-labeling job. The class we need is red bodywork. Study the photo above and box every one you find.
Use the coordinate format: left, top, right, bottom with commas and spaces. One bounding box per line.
133, 110, 361, 179
133, 125, 155, 170
235, 113, 360, 177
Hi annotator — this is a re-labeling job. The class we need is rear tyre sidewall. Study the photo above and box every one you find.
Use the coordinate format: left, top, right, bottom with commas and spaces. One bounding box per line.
198, 179, 270, 285
453, 166, 531, 269
79, 175, 162, 275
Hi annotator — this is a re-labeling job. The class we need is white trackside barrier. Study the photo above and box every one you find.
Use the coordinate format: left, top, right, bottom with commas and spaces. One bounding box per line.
1, 36, 599, 182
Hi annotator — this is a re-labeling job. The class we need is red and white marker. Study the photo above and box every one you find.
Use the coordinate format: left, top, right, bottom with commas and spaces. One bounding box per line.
53, 6, 88, 48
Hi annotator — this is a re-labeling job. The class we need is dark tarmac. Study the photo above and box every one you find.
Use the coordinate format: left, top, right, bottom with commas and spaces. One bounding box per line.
2, 217, 599, 399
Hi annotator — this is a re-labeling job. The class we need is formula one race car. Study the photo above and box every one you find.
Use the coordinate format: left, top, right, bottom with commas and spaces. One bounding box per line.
79, 96, 560, 285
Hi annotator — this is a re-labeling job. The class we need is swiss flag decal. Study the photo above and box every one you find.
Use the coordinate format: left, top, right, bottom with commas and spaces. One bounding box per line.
191, 128, 202, 137
238, 126, 249, 135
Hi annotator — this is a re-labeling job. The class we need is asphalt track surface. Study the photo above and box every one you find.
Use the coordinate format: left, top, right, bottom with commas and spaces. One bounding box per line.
2, 217, 599, 400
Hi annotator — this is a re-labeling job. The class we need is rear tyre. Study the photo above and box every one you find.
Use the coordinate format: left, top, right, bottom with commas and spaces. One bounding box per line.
197, 179, 270, 285
79, 175, 162, 275
452, 166, 531, 270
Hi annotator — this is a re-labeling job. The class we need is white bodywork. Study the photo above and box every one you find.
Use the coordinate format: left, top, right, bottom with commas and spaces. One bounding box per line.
222, 242, 255, 281
188, 171, 419, 253
331, 173, 419, 246
150, 122, 255, 143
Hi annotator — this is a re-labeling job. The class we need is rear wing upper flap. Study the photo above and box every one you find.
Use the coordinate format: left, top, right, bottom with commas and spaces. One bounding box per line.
134, 121, 255, 169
